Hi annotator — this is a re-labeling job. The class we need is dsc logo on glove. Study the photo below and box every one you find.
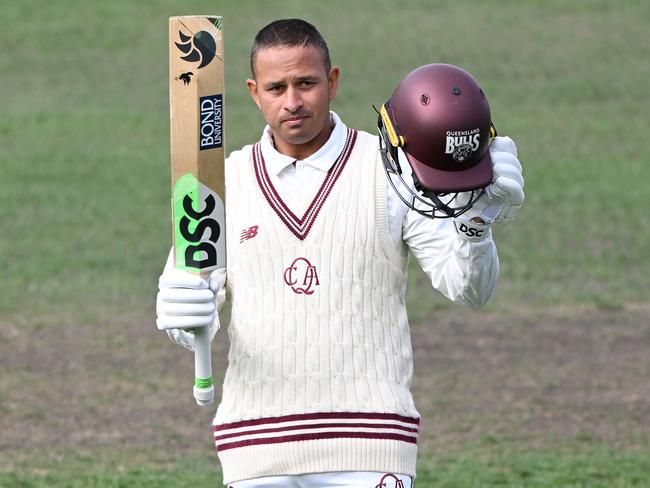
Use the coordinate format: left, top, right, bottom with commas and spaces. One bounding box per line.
454, 221, 486, 239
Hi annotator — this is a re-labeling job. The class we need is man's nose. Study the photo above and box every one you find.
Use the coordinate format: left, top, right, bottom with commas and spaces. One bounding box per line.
284, 86, 302, 113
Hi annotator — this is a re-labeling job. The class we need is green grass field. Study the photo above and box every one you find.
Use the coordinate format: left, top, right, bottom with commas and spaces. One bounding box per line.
2, 0, 649, 486
5, 449, 650, 487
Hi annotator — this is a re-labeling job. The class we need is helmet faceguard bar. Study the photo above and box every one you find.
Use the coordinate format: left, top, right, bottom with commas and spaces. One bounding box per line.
376, 104, 484, 219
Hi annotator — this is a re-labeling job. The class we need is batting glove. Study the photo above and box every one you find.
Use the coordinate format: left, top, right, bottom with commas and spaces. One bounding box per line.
455, 136, 525, 229
156, 250, 227, 352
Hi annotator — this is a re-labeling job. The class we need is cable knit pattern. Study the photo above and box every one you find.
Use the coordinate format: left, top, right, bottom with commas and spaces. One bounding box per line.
214, 130, 418, 484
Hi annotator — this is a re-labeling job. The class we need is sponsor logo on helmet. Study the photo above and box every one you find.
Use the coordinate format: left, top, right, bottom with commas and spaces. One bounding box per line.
445, 128, 480, 163
284, 257, 320, 295
453, 144, 472, 162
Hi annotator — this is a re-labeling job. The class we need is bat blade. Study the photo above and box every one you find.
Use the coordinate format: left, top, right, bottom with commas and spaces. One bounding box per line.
169, 15, 225, 406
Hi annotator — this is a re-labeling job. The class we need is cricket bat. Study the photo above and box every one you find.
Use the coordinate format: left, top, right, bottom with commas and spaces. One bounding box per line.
169, 16, 225, 406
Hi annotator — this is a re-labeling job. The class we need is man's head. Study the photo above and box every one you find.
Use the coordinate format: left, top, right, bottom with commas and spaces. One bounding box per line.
250, 19, 331, 79
246, 19, 339, 160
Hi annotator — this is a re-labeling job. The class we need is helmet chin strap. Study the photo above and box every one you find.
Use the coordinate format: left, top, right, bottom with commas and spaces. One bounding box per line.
421, 188, 456, 217
413, 170, 486, 218
421, 186, 485, 218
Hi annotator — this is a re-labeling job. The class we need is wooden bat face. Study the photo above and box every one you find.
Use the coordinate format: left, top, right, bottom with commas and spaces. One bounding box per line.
169, 16, 226, 274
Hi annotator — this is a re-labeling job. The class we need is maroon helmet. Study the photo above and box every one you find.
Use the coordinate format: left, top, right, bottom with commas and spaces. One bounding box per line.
377, 63, 497, 218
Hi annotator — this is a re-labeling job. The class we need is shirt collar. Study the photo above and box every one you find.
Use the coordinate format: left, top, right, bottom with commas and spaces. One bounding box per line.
260, 111, 349, 175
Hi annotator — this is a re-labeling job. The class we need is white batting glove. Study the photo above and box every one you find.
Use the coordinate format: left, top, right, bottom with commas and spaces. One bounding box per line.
156, 250, 227, 352
457, 136, 525, 226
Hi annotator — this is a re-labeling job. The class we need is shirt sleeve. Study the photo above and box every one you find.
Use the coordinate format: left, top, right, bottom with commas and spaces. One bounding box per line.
402, 212, 499, 308
385, 169, 499, 309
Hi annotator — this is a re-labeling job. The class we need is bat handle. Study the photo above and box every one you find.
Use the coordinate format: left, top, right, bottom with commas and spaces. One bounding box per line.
193, 326, 214, 406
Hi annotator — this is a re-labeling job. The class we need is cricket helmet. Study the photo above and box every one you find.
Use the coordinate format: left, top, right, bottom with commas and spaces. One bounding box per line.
377, 63, 497, 218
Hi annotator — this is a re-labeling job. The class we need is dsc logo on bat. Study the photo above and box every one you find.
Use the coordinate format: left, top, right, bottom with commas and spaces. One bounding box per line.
173, 174, 225, 272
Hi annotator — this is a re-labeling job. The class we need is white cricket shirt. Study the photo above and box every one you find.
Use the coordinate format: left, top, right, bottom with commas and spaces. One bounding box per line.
259, 112, 499, 308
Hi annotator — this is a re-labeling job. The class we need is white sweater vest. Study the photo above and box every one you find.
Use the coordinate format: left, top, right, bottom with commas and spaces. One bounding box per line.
213, 129, 419, 484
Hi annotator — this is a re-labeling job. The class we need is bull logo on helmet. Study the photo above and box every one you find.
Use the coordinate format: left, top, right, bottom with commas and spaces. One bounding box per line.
374, 473, 405, 488
452, 144, 472, 162
283, 257, 320, 295
377, 63, 494, 219
445, 128, 481, 163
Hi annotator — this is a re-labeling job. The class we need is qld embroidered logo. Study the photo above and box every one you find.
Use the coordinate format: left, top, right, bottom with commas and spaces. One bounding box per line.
283, 257, 319, 295
374, 473, 405, 488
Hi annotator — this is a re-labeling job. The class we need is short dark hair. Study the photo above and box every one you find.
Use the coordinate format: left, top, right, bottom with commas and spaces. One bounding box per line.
250, 19, 331, 77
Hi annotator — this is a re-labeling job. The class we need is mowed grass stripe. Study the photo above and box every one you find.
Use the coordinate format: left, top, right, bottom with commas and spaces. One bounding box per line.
2, 448, 650, 487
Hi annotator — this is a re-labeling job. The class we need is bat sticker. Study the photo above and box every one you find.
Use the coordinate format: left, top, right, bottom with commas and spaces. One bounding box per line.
199, 94, 223, 150
173, 173, 225, 272
175, 71, 194, 85
175, 30, 217, 68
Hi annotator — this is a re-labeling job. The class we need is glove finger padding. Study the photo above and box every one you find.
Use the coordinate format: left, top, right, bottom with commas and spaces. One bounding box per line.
156, 248, 226, 351
157, 314, 214, 330
159, 271, 209, 290
488, 176, 525, 206
457, 136, 524, 225
158, 288, 215, 303
489, 136, 518, 157
491, 149, 522, 172
156, 285, 217, 330
160, 301, 215, 317
492, 162, 524, 188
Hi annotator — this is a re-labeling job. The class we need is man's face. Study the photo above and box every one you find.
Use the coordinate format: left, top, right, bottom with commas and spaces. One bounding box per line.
247, 44, 339, 157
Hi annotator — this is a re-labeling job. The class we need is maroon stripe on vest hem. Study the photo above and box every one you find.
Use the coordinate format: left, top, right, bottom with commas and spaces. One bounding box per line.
215, 431, 418, 452
213, 421, 419, 441
214, 411, 420, 432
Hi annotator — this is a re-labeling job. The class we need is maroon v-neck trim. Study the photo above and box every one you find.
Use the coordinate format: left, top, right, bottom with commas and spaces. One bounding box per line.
253, 128, 358, 241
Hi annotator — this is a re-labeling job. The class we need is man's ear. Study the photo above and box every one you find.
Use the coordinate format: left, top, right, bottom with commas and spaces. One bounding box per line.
246, 78, 261, 109
328, 67, 340, 102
